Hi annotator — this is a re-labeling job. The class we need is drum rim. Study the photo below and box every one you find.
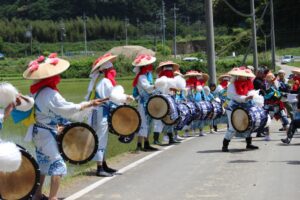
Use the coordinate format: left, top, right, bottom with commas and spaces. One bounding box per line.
109, 105, 141, 136
162, 114, 179, 125
57, 122, 99, 165
1, 145, 41, 200
231, 107, 251, 133
146, 95, 170, 119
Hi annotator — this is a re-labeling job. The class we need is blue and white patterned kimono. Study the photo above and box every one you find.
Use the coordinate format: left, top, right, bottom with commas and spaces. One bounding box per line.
0, 108, 4, 131
187, 88, 209, 130
87, 76, 115, 162
136, 73, 154, 137
28, 88, 84, 176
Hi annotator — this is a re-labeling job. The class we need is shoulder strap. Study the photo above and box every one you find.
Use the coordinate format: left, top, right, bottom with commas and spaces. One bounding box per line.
89, 75, 102, 100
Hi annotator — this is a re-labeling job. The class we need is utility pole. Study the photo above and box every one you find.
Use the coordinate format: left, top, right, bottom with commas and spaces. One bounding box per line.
172, 3, 179, 58
161, 0, 166, 55
60, 21, 66, 57
82, 12, 88, 55
270, 0, 276, 71
250, 0, 258, 72
205, 0, 217, 84
125, 17, 129, 45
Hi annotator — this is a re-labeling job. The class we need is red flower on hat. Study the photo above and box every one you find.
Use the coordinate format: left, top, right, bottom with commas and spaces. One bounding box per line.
134, 54, 152, 64
93, 53, 112, 67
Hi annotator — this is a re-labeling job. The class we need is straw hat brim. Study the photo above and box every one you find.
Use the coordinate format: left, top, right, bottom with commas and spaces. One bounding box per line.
132, 57, 156, 67
174, 71, 183, 76
218, 74, 231, 81
156, 62, 180, 73
91, 55, 117, 73
23, 59, 70, 80
184, 72, 209, 82
291, 69, 300, 75
184, 72, 202, 78
228, 70, 255, 78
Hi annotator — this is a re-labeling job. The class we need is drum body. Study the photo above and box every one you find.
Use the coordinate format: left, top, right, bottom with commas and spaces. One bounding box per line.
109, 105, 141, 136
146, 94, 178, 120
195, 101, 213, 120
211, 102, 223, 120
175, 103, 191, 130
185, 101, 198, 121
0, 145, 40, 200
57, 122, 98, 165
162, 114, 179, 125
231, 106, 268, 133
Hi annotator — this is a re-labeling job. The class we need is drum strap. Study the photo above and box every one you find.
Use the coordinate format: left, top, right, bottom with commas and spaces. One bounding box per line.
88, 75, 102, 100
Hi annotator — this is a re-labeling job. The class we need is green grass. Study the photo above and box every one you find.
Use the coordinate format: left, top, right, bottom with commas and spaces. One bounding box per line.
276, 47, 300, 56
290, 61, 300, 67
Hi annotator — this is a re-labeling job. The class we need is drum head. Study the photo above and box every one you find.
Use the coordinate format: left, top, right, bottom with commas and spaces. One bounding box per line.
110, 105, 141, 136
146, 95, 169, 119
58, 123, 98, 165
162, 114, 178, 125
0, 147, 40, 200
231, 108, 250, 133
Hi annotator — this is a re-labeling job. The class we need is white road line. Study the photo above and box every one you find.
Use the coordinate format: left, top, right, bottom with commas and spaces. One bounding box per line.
65, 137, 195, 200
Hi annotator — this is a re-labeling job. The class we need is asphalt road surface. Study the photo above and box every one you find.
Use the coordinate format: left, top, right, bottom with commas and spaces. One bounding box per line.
62, 120, 300, 200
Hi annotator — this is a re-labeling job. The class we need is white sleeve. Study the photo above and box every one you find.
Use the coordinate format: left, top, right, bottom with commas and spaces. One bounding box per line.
95, 78, 114, 99
47, 92, 82, 119
227, 83, 247, 103
215, 85, 223, 94
139, 75, 154, 93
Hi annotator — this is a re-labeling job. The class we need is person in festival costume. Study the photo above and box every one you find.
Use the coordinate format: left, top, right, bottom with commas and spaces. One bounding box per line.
222, 66, 259, 152
132, 54, 159, 152
209, 74, 231, 132
23, 53, 105, 200
0, 82, 34, 173
86, 53, 134, 177
153, 61, 181, 144
184, 70, 209, 137
264, 72, 288, 139
281, 93, 300, 144
290, 69, 300, 94
277, 69, 293, 120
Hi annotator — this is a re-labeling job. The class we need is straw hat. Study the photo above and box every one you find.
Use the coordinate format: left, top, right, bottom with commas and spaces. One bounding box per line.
184, 70, 209, 82
278, 69, 285, 74
156, 61, 180, 74
23, 53, 70, 80
228, 66, 255, 78
291, 69, 300, 75
174, 69, 183, 76
218, 74, 231, 82
132, 54, 156, 67
91, 53, 117, 73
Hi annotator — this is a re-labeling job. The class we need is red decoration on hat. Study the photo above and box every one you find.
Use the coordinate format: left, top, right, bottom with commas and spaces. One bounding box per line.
93, 53, 112, 67
134, 54, 152, 64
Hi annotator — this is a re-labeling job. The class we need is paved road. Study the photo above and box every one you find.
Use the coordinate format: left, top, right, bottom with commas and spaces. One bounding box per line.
62, 120, 300, 200
276, 61, 297, 77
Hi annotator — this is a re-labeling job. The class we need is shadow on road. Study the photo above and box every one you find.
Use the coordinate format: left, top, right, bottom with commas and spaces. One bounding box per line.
276, 143, 300, 146
228, 160, 257, 164
269, 160, 300, 165
197, 149, 246, 154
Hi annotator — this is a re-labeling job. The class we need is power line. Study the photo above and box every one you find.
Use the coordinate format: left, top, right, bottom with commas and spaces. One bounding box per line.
221, 0, 253, 17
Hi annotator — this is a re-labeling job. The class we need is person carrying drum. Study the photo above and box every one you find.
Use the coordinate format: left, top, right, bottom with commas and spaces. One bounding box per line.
184, 70, 209, 137
0, 82, 33, 173
222, 66, 259, 152
23, 53, 104, 200
277, 70, 293, 120
86, 53, 134, 177
132, 54, 158, 152
281, 93, 300, 144
264, 72, 288, 140
153, 61, 180, 144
